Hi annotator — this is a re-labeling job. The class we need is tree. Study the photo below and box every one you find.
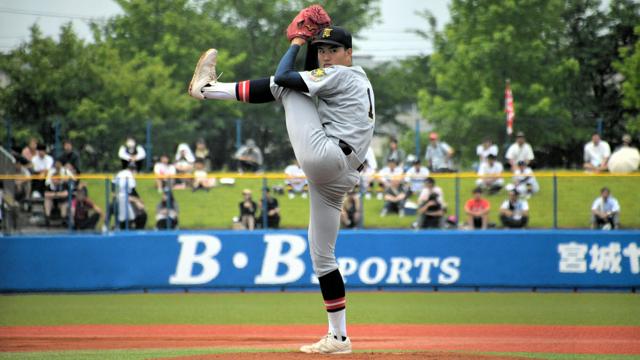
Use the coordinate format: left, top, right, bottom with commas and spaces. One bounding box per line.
615, 25, 640, 135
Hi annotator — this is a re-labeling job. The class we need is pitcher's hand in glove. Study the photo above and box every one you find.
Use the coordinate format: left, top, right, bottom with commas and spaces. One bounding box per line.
286, 4, 331, 41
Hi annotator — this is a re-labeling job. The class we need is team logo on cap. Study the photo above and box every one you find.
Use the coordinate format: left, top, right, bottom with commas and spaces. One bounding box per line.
322, 28, 333, 38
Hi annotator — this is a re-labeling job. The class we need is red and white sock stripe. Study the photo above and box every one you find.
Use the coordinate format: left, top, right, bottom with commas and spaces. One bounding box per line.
237, 80, 250, 102
324, 297, 346, 311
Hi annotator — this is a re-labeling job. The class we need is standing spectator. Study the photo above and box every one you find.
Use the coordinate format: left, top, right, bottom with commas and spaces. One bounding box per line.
234, 139, 263, 173
340, 189, 361, 228
156, 190, 179, 229
583, 133, 611, 173
153, 154, 176, 192
512, 160, 539, 197
59, 140, 81, 173
72, 187, 102, 231
194, 138, 211, 171
21, 137, 38, 168
257, 188, 281, 229
238, 189, 257, 230
404, 158, 430, 197
476, 137, 498, 167
284, 159, 307, 199
192, 159, 216, 192
384, 137, 406, 168
464, 187, 491, 229
381, 178, 407, 217
475, 154, 504, 194
113, 162, 138, 197
418, 192, 445, 229
499, 190, 529, 229
591, 187, 620, 230
505, 131, 534, 169
376, 159, 403, 200
118, 137, 146, 171
44, 159, 74, 225
31, 144, 54, 197
608, 134, 639, 173
425, 132, 454, 172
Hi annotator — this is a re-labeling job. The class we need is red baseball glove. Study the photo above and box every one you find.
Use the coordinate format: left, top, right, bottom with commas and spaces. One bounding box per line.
286, 4, 331, 41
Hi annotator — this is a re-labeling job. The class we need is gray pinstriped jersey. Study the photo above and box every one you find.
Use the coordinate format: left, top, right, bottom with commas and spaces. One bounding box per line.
299, 65, 375, 164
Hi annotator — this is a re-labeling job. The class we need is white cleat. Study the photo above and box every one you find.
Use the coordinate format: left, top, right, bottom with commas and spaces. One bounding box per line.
188, 48, 218, 100
300, 333, 352, 354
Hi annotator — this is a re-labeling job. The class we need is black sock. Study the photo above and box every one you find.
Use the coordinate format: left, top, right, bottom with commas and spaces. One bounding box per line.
235, 77, 275, 103
319, 269, 346, 313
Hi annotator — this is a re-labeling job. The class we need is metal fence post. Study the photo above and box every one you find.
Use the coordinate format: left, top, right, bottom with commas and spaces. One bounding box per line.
553, 172, 558, 229
454, 173, 460, 226
67, 180, 74, 232
262, 177, 268, 229
104, 178, 111, 231
54, 119, 62, 160
359, 175, 366, 229
124, 178, 129, 231
166, 189, 172, 230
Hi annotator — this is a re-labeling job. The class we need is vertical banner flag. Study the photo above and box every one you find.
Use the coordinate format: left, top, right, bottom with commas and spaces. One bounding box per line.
505, 80, 515, 135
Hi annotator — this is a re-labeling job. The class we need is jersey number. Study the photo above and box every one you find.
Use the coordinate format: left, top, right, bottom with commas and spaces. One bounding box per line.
366, 88, 374, 120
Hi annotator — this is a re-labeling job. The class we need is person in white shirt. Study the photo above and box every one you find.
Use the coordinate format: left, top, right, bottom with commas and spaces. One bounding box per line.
476, 137, 498, 166
583, 133, 611, 173
376, 159, 404, 200
425, 132, 455, 172
284, 160, 308, 199
505, 131, 534, 169
608, 134, 640, 173
499, 189, 529, 228
113, 162, 138, 196
591, 187, 620, 230
404, 159, 430, 196
153, 154, 177, 192
118, 137, 147, 171
30, 144, 54, 197
417, 177, 446, 208
512, 160, 539, 197
475, 154, 504, 194
44, 159, 74, 223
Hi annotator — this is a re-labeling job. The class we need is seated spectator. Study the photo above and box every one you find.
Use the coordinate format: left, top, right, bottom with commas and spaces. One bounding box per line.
608, 134, 640, 173
418, 192, 445, 229
512, 160, 539, 197
13, 157, 31, 204
377, 159, 403, 200
118, 137, 146, 171
591, 187, 620, 230
584, 133, 611, 173
505, 131, 534, 169
257, 188, 280, 229
72, 187, 102, 231
156, 190, 179, 230
31, 144, 54, 197
113, 192, 147, 230
238, 189, 257, 230
175, 142, 196, 174
153, 154, 176, 192
341, 188, 361, 228
234, 139, 263, 173
59, 139, 81, 173
192, 159, 216, 192
475, 154, 504, 194
381, 178, 407, 217
417, 177, 446, 209
476, 137, 498, 167
21, 137, 38, 167
113, 162, 138, 197
404, 159, 430, 197
44, 159, 74, 225
425, 132, 455, 172
384, 137, 406, 169
499, 190, 529, 229
464, 187, 490, 229
194, 138, 211, 171
284, 160, 307, 199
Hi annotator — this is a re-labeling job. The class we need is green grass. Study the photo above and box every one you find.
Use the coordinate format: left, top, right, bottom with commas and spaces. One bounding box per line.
80, 173, 640, 230
1, 292, 638, 326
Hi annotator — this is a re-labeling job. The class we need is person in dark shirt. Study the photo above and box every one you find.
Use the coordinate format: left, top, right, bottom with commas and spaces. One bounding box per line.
72, 187, 102, 230
257, 188, 281, 229
59, 140, 81, 173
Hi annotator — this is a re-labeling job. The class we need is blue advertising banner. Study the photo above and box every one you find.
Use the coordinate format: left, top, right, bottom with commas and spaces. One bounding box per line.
0, 230, 639, 292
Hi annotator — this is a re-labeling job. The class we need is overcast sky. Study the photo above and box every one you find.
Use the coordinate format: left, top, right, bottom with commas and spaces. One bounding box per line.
0, 0, 451, 60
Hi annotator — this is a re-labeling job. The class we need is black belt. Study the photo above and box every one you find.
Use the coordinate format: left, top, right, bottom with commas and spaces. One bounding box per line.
338, 140, 364, 172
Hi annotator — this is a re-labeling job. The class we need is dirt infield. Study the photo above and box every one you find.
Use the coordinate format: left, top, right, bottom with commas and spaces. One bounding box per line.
1, 324, 639, 357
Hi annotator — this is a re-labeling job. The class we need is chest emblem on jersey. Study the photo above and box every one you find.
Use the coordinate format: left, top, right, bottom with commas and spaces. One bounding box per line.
309, 68, 327, 81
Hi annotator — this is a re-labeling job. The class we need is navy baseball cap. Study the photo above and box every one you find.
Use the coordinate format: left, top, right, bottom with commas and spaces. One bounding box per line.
312, 26, 352, 49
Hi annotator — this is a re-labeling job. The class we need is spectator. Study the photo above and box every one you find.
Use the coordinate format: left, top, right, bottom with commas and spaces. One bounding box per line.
118, 137, 146, 171
21, 137, 39, 165
340, 188, 361, 228
608, 134, 640, 173
72, 186, 102, 231
13, 157, 31, 204
384, 137, 406, 168
153, 154, 176, 192
257, 188, 280, 229
365, 146, 378, 173
381, 178, 407, 217
476, 137, 499, 167
475, 154, 504, 195
59, 140, 81, 173
175, 142, 196, 174
284, 160, 307, 199
417, 177, 446, 209
425, 132, 454, 172
499, 190, 529, 229
591, 187, 620, 230
360, 160, 376, 199
464, 187, 491, 229
404, 158, 430, 196
505, 131, 534, 170
31, 144, 54, 197
377, 159, 403, 199
583, 133, 611, 173
155, 190, 179, 230
113, 162, 138, 197
238, 189, 257, 230
512, 160, 539, 197
194, 138, 211, 171
234, 139, 263, 173
113, 192, 147, 230
417, 192, 445, 229
44, 159, 74, 225
192, 159, 216, 192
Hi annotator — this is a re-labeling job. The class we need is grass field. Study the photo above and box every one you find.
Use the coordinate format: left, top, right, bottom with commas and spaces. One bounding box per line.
77, 172, 639, 230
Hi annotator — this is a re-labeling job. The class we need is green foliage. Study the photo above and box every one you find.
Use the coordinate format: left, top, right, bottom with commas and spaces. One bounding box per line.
615, 25, 640, 135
